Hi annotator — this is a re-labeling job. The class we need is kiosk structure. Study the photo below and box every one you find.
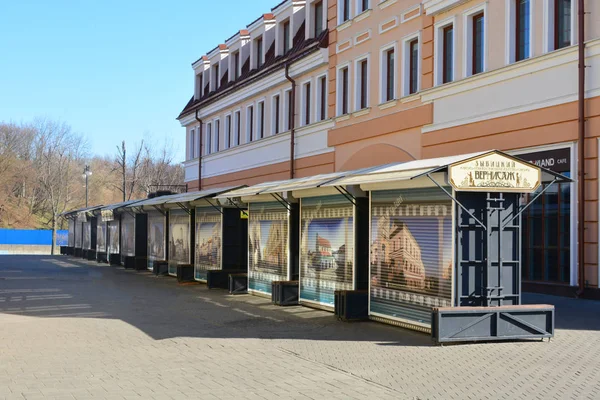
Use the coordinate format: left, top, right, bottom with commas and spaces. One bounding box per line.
98, 200, 144, 266
62, 205, 102, 257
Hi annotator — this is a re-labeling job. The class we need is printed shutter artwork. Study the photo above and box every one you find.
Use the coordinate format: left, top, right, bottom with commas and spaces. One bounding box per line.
169, 209, 190, 275
96, 222, 107, 252
75, 222, 82, 248
370, 187, 453, 328
108, 220, 120, 254
121, 213, 136, 257
68, 219, 75, 247
83, 221, 91, 250
195, 206, 222, 281
148, 211, 166, 261
248, 202, 289, 295
300, 195, 354, 307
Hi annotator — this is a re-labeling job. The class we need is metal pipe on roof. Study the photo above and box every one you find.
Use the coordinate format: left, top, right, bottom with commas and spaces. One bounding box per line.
577, 0, 586, 296
285, 62, 296, 179
195, 109, 203, 191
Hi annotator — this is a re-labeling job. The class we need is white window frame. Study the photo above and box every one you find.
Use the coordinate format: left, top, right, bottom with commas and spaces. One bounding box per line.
336, 63, 351, 116
246, 105, 254, 143
315, 72, 328, 122
189, 128, 195, 159
300, 79, 313, 127
505, 0, 534, 65
338, 0, 352, 25
434, 17, 456, 86
463, 4, 487, 78
224, 113, 232, 149
271, 93, 281, 135
233, 109, 242, 146
256, 99, 266, 139
402, 32, 421, 97
283, 88, 293, 132
379, 41, 398, 104
354, 54, 370, 111
543, 0, 577, 53
356, 0, 370, 15
213, 117, 220, 153
205, 122, 212, 155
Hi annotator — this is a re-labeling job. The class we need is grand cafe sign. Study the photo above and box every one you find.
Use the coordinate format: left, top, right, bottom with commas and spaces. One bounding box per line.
449, 152, 541, 193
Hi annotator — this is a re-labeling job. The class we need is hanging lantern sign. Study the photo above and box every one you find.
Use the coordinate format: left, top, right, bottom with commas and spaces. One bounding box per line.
449, 151, 541, 193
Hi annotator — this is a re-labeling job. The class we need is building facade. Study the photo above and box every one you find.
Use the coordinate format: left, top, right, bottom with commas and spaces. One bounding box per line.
178, 0, 600, 295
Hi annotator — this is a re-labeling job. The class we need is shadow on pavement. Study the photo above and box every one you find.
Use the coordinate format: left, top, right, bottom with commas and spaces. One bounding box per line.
1, 256, 598, 348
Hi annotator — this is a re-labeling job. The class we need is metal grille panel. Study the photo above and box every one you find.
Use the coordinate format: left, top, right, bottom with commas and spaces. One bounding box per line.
96, 222, 107, 252
121, 213, 135, 257
108, 220, 119, 254
195, 207, 222, 281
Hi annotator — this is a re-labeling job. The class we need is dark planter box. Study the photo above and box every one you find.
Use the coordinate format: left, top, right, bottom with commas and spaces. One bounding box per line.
74, 248, 82, 257
67, 246, 75, 255
152, 260, 169, 276
207, 269, 246, 289
432, 304, 555, 344
96, 251, 108, 263
123, 256, 136, 269
60, 246, 68, 255
86, 250, 96, 261
134, 257, 147, 271
272, 281, 299, 306
109, 254, 121, 266
334, 290, 368, 322
177, 264, 194, 282
229, 273, 248, 294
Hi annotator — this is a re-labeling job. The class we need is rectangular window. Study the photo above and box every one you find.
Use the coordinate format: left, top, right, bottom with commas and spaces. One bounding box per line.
214, 120, 220, 152
442, 26, 454, 84
409, 39, 419, 94
555, 0, 571, 50
318, 76, 327, 121
341, 0, 350, 22
314, 1, 323, 37
304, 82, 311, 126
225, 115, 231, 149
206, 124, 212, 155
384, 48, 395, 102
359, 0, 369, 13
195, 75, 203, 99
256, 37, 263, 68
273, 95, 280, 134
516, 0, 530, 62
358, 59, 368, 110
283, 21, 290, 54
248, 106, 254, 141
340, 67, 349, 115
258, 102, 265, 139
472, 13, 484, 75
286, 90, 293, 131
233, 52, 240, 80
214, 64, 220, 89
234, 111, 241, 145
190, 129, 195, 159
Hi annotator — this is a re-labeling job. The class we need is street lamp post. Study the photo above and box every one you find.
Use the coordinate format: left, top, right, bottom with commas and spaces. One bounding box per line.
82, 165, 92, 207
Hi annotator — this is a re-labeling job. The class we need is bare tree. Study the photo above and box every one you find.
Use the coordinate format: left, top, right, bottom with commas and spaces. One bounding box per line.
33, 119, 87, 254
113, 140, 144, 201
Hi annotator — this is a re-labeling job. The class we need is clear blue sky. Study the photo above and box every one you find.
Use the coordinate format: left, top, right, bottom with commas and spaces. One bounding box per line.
0, 0, 276, 161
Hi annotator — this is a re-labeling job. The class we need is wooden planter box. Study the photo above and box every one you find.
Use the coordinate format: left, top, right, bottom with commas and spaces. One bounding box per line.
86, 250, 96, 261
109, 254, 121, 266
272, 281, 299, 306
123, 256, 135, 269
176, 264, 194, 282
229, 273, 248, 294
96, 252, 108, 263
334, 290, 368, 322
152, 260, 169, 276
207, 270, 246, 289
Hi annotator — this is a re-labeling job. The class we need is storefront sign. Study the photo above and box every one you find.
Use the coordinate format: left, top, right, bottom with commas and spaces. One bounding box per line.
516, 147, 571, 173
449, 152, 541, 193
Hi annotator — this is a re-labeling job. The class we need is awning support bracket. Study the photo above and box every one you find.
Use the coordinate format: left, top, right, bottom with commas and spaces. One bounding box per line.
176, 202, 192, 216
225, 199, 248, 217
334, 186, 357, 207
500, 178, 558, 230
270, 193, 291, 211
153, 205, 166, 216
204, 198, 224, 215
427, 174, 487, 231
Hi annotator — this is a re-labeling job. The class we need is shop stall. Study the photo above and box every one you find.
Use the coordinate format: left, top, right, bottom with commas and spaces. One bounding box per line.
98, 200, 144, 266
328, 150, 570, 342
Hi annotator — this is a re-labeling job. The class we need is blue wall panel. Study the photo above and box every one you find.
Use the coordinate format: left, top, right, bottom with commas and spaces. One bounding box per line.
0, 229, 68, 246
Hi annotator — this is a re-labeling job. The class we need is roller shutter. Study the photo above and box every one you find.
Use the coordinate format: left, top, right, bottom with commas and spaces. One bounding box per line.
248, 202, 289, 295
107, 220, 120, 255
83, 221, 91, 250
300, 195, 354, 307
96, 222, 107, 252
147, 211, 166, 270
370, 187, 453, 328
75, 222, 82, 249
195, 206, 222, 281
121, 213, 136, 257
169, 209, 191, 275
68, 220, 75, 247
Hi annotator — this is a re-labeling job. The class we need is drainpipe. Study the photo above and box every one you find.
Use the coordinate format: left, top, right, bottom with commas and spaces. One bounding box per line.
285, 63, 296, 179
577, 0, 586, 296
195, 109, 203, 191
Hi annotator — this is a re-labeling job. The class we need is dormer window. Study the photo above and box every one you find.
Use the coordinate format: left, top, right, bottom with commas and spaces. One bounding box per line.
283, 21, 291, 54
314, 1, 323, 37
233, 51, 240, 79
213, 63, 220, 90
195, 74, 203, 99
256, 37, 263, 68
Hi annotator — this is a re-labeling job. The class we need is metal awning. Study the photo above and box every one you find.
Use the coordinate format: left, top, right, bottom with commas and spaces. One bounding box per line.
324, 150, 572, 190
101, 199, 145, 212
129, 186, 244, 209
61, 204, 104, 218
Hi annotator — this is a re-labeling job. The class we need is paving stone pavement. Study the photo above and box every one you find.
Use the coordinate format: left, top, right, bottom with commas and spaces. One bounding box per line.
0, 256, 599, 400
